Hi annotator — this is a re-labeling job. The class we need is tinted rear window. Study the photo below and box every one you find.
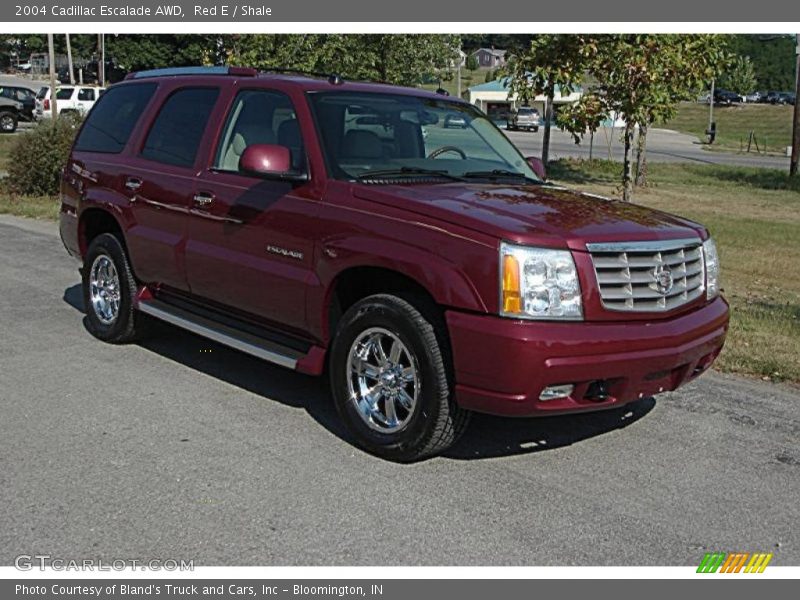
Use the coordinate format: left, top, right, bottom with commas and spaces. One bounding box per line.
36, 87, 48, 99
141, 87, 220, 168
73, 83, 157, 154
56, 88, 74, 100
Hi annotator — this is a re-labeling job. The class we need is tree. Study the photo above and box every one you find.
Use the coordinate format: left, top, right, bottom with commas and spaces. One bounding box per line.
106, 35, 220, 71
553, 35, 728, 200
466, 54, 479, 72
726, 34, 796, 91
225, 34, 459, 87
719, 55, 757, 96
504, 35, 596, 165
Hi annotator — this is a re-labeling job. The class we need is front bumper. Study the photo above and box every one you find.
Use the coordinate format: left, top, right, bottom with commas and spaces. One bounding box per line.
446, 297, 729, 416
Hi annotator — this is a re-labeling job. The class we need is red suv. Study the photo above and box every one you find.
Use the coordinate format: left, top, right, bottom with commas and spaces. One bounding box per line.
59, 66, 729, 461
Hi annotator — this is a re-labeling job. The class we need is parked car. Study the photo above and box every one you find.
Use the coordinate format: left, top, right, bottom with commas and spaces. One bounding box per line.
712, 89, 742, 105
765, 91, 786, 105
59, 66, 729, 461
507, 106, 541, 132
0, 84, 37, 121
744, 91, 763, 103
778, 92, 796, 105
0, 96, 23, 132
35, 85, 105, 119
443, 113, 468, 129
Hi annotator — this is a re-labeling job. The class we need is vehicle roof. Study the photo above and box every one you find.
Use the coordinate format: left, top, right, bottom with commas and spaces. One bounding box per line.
122, 69, 469, 103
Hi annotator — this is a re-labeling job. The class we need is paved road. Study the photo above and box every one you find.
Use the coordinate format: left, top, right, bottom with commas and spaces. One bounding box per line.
505, 127, 792, 170
0, 215, 798, 566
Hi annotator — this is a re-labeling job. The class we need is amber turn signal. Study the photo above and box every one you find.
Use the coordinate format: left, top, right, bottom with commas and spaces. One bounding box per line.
502, 254, 522, 314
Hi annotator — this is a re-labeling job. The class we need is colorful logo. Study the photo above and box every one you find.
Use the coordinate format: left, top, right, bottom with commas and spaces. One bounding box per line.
697, 552, 773, 573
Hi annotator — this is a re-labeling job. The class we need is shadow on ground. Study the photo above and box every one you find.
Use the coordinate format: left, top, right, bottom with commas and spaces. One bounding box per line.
63, 283, 656, 462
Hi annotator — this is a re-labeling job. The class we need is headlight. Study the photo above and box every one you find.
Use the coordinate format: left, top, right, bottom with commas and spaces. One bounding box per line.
703, 237, 720, 299
500, 242, 583, 320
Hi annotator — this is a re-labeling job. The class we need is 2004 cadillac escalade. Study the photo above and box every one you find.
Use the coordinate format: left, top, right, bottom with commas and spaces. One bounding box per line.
59, 66, 729, 461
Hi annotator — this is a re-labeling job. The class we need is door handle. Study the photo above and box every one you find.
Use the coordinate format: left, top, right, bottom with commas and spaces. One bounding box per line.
124, 177, 142, 191
193, 192, 215, 208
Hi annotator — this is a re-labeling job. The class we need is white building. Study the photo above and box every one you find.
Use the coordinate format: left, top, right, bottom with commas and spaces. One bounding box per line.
468, 77, 583, 121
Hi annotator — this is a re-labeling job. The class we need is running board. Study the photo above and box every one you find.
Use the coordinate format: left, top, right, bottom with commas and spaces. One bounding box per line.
137, 299, 304, 370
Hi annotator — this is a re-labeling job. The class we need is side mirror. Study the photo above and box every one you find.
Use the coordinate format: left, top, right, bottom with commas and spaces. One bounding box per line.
526, 156, 547, 180
239, 144, 306, 181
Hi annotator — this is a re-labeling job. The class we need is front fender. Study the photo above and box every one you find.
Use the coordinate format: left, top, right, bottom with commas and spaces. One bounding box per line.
308, 234, 491, 342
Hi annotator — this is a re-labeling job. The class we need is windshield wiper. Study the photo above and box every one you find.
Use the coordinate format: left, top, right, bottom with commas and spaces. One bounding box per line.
462, 169, 542, 184
355, 167, 466, 182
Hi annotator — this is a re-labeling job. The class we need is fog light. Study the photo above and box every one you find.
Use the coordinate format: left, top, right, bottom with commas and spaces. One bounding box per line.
539, 384, 574, 401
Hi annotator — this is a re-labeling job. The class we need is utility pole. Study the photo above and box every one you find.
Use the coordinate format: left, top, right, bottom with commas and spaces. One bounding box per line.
790, 33, 799, 176
47, 33, 58, 120
65, 33, 75, 85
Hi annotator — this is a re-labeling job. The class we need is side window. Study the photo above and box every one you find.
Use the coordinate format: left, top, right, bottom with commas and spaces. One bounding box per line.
77, 88, 95, 101
213, 89, 305, 173
141, 87, 219, 168
74, 83, 157, 154
56, 87, 74, 100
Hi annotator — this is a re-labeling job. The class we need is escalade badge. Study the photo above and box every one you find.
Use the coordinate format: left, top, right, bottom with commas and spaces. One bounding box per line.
652, 264, 674, 295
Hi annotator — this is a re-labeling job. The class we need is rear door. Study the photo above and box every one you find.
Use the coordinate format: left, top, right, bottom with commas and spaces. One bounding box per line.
184, 86, 319, 331
121, 85, 223, 291
76, 87, 98, 115
55, 87, 75, 113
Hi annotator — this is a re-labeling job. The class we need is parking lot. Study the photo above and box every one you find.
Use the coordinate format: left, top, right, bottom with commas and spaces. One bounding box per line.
0, 214, 798, 566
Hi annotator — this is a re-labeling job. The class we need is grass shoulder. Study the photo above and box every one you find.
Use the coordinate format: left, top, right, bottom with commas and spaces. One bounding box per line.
666, 101, 794, 156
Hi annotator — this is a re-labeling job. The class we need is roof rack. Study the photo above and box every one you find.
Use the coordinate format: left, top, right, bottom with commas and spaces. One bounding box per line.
260, 67, 345, 85
125, 66, 257, 80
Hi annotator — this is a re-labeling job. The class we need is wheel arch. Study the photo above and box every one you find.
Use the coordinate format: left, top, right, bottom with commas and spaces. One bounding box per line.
78, 206, 125, 256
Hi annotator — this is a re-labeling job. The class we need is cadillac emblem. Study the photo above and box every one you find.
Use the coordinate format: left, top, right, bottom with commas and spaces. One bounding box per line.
652, 264, 674, 295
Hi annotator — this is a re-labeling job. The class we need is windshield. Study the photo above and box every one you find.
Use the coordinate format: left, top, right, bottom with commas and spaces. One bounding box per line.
307, 91, 540, 183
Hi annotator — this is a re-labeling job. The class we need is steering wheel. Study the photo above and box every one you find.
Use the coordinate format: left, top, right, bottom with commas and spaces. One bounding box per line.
427, 145, 467, 159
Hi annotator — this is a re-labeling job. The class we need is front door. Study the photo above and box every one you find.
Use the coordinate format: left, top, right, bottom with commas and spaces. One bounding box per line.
184, 88, 318, 332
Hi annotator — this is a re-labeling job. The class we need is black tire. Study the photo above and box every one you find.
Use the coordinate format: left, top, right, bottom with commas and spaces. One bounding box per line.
329, 294, 469, 462
0, 111, 17, 133
82, 233, 141, 344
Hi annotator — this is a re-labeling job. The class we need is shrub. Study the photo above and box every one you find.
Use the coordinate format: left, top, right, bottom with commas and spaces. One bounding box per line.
6, 114, 81, 196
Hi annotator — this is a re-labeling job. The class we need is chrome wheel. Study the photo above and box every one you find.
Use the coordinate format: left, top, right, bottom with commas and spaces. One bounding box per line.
346, 327, 420, 433
0, 115, 14, 131
89, 254, 121, 325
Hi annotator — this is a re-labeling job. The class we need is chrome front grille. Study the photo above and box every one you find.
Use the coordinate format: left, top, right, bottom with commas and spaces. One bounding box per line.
586, 238, 705, 312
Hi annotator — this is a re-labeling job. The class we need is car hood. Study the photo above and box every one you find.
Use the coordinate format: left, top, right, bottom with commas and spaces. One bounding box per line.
352, 182, 706, 250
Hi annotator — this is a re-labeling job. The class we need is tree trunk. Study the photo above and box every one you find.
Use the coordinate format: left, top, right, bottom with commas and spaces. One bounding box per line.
541, 87, 554, 166
622, 121, 634, 202
635, 122, 648, 187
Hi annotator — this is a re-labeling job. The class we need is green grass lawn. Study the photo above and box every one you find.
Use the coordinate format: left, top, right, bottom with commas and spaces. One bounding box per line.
666, 101, 794, 155
0, 193, 59, 219
550, 158, 800, 384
